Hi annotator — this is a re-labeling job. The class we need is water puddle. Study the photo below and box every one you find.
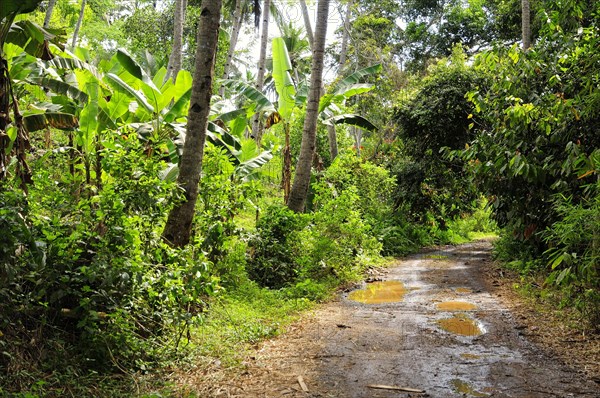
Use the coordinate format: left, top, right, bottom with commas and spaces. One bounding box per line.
438, 314, 484, 336
460, 353, 481, 360
455, 287, 472, 294
450, 379, 489, 397
436, 301, 477, 311
348, 281, 406, 304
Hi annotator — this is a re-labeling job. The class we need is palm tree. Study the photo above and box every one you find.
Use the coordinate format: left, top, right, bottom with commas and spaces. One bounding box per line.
71, 0, 86, 50
299, 0, 314, 49
166, 0, 187, 82
287, 0, 330, 212
220, 0, 244, 95
251, 0, 270, 142
338, 0, 352, 72
162, 0, 223, 247
522, 0, 531, 50
44, 0, 57, 28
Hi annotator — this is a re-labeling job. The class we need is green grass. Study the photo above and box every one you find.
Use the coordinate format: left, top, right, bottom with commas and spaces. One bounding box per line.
189, 281, 315, 367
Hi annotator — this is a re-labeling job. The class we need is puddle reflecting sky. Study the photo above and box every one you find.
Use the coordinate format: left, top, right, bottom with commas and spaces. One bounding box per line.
348, 281, 407, 304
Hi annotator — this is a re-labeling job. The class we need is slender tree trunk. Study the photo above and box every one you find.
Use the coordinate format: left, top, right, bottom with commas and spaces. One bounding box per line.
220, 0, 244, 96
299, 0, 314, 50
352, 126, 362, 157
338, 0, 352, 72
251, 0, 270, 142
327, 123, 338, 161
282, 123, 292, 203
71, 0, 86, 50
287, 0, 329, 213
166, 0, 187, 82
162, 0, 222, 247
44, 0, 58, 28
522, 0, 531, 50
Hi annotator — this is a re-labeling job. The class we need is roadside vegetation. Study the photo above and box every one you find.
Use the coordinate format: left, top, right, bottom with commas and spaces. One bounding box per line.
0, 0, 597, 396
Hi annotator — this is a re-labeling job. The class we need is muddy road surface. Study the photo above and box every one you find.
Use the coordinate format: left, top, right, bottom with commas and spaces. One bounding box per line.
209, 241, 600, 397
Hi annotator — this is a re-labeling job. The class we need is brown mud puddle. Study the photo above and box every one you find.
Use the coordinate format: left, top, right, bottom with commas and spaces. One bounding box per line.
451, 379, 490, 397
348, 280, 407, 304
438, 314, 484, 336
460, 353, 482, 360
436, 301, 477, 311
189, 241, 600, 397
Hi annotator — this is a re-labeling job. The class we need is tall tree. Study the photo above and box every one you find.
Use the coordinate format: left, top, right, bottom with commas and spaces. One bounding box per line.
338, 0, 352, 72
71, 0, 86, 50
166, 0, 187, 82
299, 0, 314, 49
251, 0, 270, 141
162, 0, 223, 247
287, 0, 329, 213
44, 0, 57, 28
220, 0, 244, 96
522, 0, 531, 50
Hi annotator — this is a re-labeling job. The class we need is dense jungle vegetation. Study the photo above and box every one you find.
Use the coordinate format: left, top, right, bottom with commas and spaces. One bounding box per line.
0, 0, 598, 395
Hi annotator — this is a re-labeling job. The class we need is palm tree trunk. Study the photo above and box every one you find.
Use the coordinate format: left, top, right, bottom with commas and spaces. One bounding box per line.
251, 0, 270, 142
44, 0, 58, 28
162, 0, 223, 247
220, 0, 244, 96
287, 0, 329, 213
338, 0, 352, 72
327, 123, 338, 161
299, 0, 314, 50
71, 0, 86, 50
166, 0, 187, 82
522, 0, 531, 50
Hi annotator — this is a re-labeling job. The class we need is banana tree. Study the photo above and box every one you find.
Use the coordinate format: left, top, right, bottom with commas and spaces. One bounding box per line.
272, 36, 296, 202
0, 0, 77, 187
318, 63, 382, 160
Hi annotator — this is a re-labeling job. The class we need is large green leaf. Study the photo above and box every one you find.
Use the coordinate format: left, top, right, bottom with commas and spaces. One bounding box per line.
44, 56, 101, 80
207, 121, 242, 150
28, 77, 89, 104
222, 79, 275, 114
115, 49, 160, 92
105, 73, 155, 113
105, 90, 131, 122
235, 150, 274, 181
5, 21, 64, 58
163, 87, 192, 122
332, 64, 382, 95
325, 114, 378, 132
216, 108, 246, 124
0, 0, 43, 22
23, 112, 78, 132
271, 37, 296, 120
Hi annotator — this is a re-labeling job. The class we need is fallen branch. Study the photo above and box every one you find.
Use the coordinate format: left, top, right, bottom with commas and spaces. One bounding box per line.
297, 375, 309, 392
367, 384, 425, 393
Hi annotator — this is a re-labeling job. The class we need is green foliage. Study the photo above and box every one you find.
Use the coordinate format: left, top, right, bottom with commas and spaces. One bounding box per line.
246, 205, 311, 289
193, 144, 261, 278
295, 187, 383, 281
459, 0, 600, 247
392, 46, 479, 224
0, 134, 218, 391
542, 183, 600, 326
247, 155, 392, 288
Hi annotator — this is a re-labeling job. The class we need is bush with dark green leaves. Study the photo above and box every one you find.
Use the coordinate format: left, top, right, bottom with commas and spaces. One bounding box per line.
0, 134, 217, 387
246, 205, 311, 289
392, 46, 479, 225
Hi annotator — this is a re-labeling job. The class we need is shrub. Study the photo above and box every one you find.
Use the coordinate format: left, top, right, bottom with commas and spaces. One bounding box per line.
295, 187, 382, 281
246, 205, 310, 289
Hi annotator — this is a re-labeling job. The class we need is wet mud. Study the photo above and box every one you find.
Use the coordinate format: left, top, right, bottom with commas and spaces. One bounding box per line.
214, 241, 600, 397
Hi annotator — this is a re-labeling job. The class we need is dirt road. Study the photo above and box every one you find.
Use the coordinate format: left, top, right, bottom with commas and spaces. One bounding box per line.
209, 241, 600, 397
